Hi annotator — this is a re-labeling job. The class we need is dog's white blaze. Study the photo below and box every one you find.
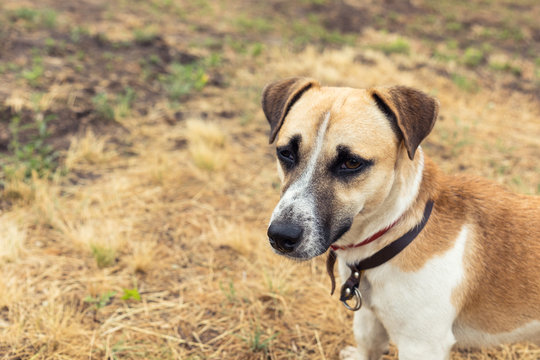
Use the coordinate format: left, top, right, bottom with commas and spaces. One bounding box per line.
302, 111, 331, 186
340, 224, 469, 359
270, 112, 331, 257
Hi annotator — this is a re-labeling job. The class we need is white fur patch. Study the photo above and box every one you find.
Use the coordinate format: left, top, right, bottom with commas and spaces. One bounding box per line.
270, 112, 331, 258
339, 224, 470, 359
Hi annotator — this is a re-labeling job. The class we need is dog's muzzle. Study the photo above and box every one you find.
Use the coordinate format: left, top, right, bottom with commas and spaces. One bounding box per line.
267, 222, 303, 253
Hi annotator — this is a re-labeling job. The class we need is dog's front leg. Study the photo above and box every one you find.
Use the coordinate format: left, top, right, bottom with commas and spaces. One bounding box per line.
393, 334, 454, 360
340, 307, 389, 360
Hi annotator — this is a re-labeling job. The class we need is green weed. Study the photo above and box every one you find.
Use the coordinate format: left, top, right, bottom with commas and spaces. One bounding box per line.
84, 291, 116, 310
234, 15, 273, 33
445, 21, 463, 32
433, 49, 457, 62
133, 27, 159, 45
451, 73, 479, 93
41, 9, 57, 28
489, 61, 522, 76
92, 93, 116, 121
250, 42, 264, 57
8, 8, 57, 28
238, 326, 278, 354
375, 38, 410, 55
160, 62, 209, 100
219, 280, 237, 303
121, 288, 141, 301
2, 113, 58, 181
21, 56, 44, 87
497, 27, 524, 41
90, 243, 116, 268
70, 26, 89, 43
462, 47, 484, 67
10, 8, 39, 22
291, 18, 355, 46
115, 87, 137, 118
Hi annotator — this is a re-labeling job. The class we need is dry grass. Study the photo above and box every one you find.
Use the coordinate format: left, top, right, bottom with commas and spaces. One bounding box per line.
0, 0, 539, 359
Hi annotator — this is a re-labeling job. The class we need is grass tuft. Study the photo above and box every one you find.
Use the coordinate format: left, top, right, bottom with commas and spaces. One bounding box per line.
185, 119, 228, 171
64, 130, 111, 170
0, 216, 25, 263
90, 243, 117, 268
375, 38, 410, 55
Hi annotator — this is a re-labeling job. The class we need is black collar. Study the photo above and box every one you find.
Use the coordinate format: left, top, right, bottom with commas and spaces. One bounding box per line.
326, 200, 434, 306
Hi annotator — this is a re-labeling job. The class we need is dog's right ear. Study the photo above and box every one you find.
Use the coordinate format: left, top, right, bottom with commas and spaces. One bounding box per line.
262, 77, 319, 144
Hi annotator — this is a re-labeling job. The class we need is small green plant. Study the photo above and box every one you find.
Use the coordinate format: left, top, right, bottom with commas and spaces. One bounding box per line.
92, 93, 115, 121
44, 37, 64, 55
9, 8, 57, 28
497, 27, 524, 41
115, 87, 137, 118
161, 62, 209, 100
433, 49, 457, 63
219, 280, 236, 303
375, 38, 410, 55
291, 19, 355, 46
21, 56, 44, 87
251, 42, 264, 57
239, 326, 278, 354
451, 73, 479, 93
70, 26, 89, 43
90, 243, 116, 268
9, 8, 39, 22
489, 61, 521, 76
234, 15, 273, 34
133, 27, 158, 45
445, 21, 463, 32
462, 47, 484, 67
84, 291, 117, 310
41, 9, 57, 28
121, 288, 141, 301
2, 114, 58, 180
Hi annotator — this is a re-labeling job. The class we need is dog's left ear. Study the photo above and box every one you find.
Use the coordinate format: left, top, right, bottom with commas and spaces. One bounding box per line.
262, 77, 320, 144
369, 86, 439, 160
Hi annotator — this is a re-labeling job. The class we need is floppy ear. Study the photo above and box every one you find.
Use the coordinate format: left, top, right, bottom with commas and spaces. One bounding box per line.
262, 77, 320, 144
368, 86, 439, 160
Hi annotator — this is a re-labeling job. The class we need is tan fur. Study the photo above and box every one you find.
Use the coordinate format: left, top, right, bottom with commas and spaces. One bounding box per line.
392, 155, 540, 334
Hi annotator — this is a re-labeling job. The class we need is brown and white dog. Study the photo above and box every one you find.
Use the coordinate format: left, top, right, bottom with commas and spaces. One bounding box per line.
262, 77, 540, 360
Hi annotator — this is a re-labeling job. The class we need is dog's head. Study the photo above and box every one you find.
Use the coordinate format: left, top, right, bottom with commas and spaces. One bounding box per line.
262, 77, 439, 260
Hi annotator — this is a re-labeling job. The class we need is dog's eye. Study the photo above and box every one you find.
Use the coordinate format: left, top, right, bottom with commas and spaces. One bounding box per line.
336, 157, 372, 175
342, 159, 362, 170
277, 149, 295, 164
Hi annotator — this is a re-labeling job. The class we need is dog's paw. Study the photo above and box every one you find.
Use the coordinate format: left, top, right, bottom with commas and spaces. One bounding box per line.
339, 346, 362, 360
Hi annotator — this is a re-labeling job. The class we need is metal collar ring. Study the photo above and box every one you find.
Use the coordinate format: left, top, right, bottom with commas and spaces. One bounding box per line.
341, 287, 362, 311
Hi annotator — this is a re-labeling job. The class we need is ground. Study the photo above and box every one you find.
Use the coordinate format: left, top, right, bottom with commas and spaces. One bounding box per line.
0, 0, 539, 359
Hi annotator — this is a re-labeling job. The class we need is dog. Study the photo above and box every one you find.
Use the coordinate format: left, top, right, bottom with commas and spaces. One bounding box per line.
262, 77, 540, 360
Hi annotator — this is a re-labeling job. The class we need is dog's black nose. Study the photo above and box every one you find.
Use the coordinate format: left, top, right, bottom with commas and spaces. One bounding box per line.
267, 222, 303, 253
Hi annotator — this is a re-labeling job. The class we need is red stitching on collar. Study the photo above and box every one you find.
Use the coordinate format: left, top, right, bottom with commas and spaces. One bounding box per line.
330, 218, 400, 251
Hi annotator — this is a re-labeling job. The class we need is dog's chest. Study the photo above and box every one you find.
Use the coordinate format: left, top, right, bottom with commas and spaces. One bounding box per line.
340, 225, 469, 336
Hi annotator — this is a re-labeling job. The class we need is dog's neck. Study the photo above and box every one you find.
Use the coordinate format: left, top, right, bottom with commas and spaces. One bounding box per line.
334, 146, 435, 264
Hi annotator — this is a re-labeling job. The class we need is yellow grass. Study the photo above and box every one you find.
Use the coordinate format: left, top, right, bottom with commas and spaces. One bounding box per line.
0, 0, 538, 359
65, 130, 112, 170
0, 214, 25, 263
